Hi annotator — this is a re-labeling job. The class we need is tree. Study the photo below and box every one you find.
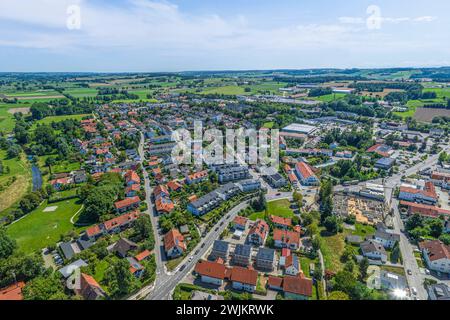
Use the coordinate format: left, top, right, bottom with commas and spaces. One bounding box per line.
323, 215, 340, 234
81, 185, 119, 222
133, 215, 154, 249
328, 291, 349, 300
359, 258, 369, 281
439, 234, 450, 245
0, 227, 16, 259
7, 144, 21, 159
105, 259, 136, 298
23, 272, 68, 300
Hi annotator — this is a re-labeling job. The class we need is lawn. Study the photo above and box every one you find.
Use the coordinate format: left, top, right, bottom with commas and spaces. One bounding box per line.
0, 150, 31, 214
319, 231, 346, 272
6, 198, 86, 253
33, 114, 91, 126
248, 199, 295, 221
262, 122, 274, 129
166, 256, 185, 271
0, 104, 18, 133
380, 265, 406, 276
51, 160, 81, 174
394, 100, 423, 119
311, 93, 346, 102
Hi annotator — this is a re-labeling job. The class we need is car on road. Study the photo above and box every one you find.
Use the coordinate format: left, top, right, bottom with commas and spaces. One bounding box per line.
220, 222, 224, 226
215, 227, 219, 231
275, 193, 281, 196
188, 256, 194, 262
194, 250, 199, 255
411, 287, 417, 295
179, 264, 186, 271
407, 269, 412, 275
200, 243, 205, 248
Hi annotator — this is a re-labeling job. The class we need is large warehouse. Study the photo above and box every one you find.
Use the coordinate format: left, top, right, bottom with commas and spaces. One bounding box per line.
282, 123, 317, 135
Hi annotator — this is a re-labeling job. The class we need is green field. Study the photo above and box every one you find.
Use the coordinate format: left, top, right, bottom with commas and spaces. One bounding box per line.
6, 198, 85, 253
64, 88, 98, 97
248, 199, 295, 221
33, 114, 91, 127
4, 90, 61, 98
312, 93, 346, 102
0, 104, 16, 132
0, 150, 31, 214
393, 100, 423, 119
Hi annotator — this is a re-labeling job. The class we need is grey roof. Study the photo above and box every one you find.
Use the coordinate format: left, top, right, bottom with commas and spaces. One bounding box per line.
361, 240, 387, 255
77, 238, 94, 251
216, 183, 239, 195
59, 241, 78, 260
269, 173, 285, 182
59, 259, 88, 278
238, 179, 261, 186
234, 244, 252, 257
346, 235, 363, 244
428, 283, 450, 300
190, 191, 220, 209
375, 229, 400, 242
375, 157, 395, 166
213, 240, 230, 253
112, 238, 138, 257
256, 247, 275, 261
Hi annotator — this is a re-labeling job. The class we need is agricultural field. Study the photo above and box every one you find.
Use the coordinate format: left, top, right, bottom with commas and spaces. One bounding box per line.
32, 113, 91, 127
0, 149, 31, 214
311, 93, 346, 102
64, 88, 98, 97
413, 107, 450, 122
6, 198, 85, 254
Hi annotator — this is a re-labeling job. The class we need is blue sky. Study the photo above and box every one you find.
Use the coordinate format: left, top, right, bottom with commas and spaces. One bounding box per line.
0, 0, 449, 72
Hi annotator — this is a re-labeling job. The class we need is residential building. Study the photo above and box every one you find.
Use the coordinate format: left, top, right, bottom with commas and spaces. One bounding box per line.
210, 240, 230, 262
164, 229, 186, 259
399, 182, 438, 205
282, 275, 313, 300
247, 220, 269, 246
295, 162, 319, 186
212, 164, 250, 184
400, 201, 450, 218
373, 224, 400, 249
112, 238, 138, 258
186, 170, 209, 185
427, 283, 450, 300
194, 260, 228, 286
0, 282, 25, 301
233, 216, 248, 231
236, 179, 261, 193
187, 191, 221, 216
256, 247, 275, 271
75, 273, 106, 300
233, 244, 252, 267
216, 183, 240, 200
266, 173, 288, 188
375, 157, 396, 170
114, 196, 141, 213
273, 229, 300, 250
284, 254, 300, 276
270, 215, 292, 230
380, 271, 407, 291
360, 240, 387, 262
230, 267, 258, 293
419, 240, 450, 275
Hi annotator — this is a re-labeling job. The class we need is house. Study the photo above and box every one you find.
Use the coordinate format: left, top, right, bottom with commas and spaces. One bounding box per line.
230, 267, 258, 293
236, 179, 261, 193
59, 259, 88, 279
267, 276, 283, 291
295, 162, 319, 186
187, 191, 222, 216
135, 250, 152, 262
155, 196, 175, 214
233, 216, 248, 231
256, 247, 275, 271
112, 238, 138, 258
419, 240, 450, 275
216, 183, 239, 200
50, 177, 73, 191
186, 170, 209, 185
75, 273, 106, 300
164, 229, 186, 259
282, 275, 313, 300
367, 144, 393, 158
127, 257, 145, 278
194, 260, 228, 286
167, 180, 182, 192
0, 282, 25, 301
373, 225, 400, 249
273, 229, 300, 250
360, 240, 387, 262
72, 170, 88, 184
427, 283, 450, 300
114, 196, 141, 213
102, 210, 141, 234
59, 241, 82, 260
400, 200, 450, 218
270, 215, 292, 230
399, 182, 438, 205
247, 219, 269, 246
212, 164, 250, 183
284, 254, 300, 276
375, 157, 396, 170
125, 184, 140, 197
265, 173, 287, 188
210, 240, 230, 262
233, 244, 252, 267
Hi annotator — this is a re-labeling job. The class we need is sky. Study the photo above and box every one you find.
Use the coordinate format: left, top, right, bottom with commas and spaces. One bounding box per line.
0, 0, 449, 72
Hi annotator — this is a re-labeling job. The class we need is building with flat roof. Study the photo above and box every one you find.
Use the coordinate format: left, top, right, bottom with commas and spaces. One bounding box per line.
282, 123, 317, 135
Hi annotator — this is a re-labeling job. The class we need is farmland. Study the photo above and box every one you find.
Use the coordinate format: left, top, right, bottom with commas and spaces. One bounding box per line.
413, 107, 450, 122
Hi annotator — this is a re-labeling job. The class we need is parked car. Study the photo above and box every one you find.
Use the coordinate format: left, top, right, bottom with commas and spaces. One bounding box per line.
411, 287, 417, 295
407, 269, 412, 275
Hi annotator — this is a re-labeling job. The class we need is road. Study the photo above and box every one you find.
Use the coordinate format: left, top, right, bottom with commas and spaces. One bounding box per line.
147, 200, 253, 300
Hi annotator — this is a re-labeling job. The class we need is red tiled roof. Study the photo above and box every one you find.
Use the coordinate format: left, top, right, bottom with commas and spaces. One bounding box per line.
419, 240, 450, 262
86, 224, 102, 237
188, 170, 208, 181
270, 215, 292, 227
400, 182, 437, 200
155, 197, 174, 214
167, 180, 182, 191
295, 162, 315, 179
273, 229, 300, 245
233, 216, 248, 226
267, 276, 283, 288
135, 250, 152, 262
103, 211, 141, 231
432, 171, 450, 181
249, 219, 269, 241
153, 185, 169, 198
114, 196, 140, 209
0, 282, 25, 301
400, 200, 450, 218
282, 248, 291, 257
230, 267, 258, 286
164, 229, 186, 252
194, 260, 228, 280
125, 170, 140, 184
282, 275, 313, 297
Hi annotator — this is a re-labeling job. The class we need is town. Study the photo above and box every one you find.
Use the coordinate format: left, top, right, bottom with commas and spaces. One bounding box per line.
0, 68, 450, 302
